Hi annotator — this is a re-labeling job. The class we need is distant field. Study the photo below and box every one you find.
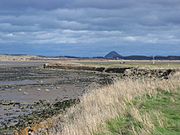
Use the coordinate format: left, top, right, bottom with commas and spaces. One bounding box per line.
74, 60, 180, 69
0, 55, 180, 69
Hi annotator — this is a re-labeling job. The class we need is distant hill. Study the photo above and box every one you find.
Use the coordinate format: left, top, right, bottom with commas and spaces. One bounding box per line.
105, 51, 123, 59
104, 51, 180, 60
123, 55, 153, 60
123, 55, 180, 60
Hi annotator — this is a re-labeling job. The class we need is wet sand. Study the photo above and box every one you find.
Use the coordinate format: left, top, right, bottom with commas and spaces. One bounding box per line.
0, 61, 117, 130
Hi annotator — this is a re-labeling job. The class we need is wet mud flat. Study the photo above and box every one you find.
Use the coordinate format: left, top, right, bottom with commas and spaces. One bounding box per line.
0, 62, 118, 134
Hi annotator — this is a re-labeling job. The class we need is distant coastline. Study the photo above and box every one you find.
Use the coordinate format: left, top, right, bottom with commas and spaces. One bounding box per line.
1, 52, 180, 60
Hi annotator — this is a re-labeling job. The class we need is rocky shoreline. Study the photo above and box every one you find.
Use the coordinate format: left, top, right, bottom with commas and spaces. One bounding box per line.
44, 63, 176, 79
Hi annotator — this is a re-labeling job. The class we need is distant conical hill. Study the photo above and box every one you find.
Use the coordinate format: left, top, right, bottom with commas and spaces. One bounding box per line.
105, 51, 123, 59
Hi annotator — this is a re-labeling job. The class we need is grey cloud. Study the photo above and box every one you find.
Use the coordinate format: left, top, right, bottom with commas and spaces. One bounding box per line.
70, 0, 135, 9
0, 0, 70, 10
0, 0, 180, 54
1, 0, 180, 10
0, 0, 135, 10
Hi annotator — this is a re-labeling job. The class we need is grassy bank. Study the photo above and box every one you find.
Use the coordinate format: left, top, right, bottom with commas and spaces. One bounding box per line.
34, 72, 179, 135
97, 88, 180, 135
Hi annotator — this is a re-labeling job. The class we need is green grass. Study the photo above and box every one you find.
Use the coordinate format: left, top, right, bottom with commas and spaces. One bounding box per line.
96, 114, 143, 135
135, 90, 180, 135
148, 90, 179, 134
96, 89, 180, 135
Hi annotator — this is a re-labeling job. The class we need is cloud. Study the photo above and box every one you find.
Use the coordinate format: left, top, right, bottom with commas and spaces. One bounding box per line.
0, 0, 180, 56
0, 0, 135, 10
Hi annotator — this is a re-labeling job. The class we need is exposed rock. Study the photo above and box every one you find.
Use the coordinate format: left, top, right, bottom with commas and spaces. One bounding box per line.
105, 67, 130, 73
124, 68, 175, 79
44, 63, 176, 79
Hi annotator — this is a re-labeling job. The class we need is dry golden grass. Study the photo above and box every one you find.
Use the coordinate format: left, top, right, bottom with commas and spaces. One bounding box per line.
0, 55, 39, 61
34, 72, 180, 135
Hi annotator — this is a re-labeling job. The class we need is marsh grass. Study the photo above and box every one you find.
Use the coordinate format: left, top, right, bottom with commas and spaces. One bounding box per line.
36, 72, 179, 135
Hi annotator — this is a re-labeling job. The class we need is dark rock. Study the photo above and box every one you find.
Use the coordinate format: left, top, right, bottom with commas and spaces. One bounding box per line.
105, 67, 130, 73
124, 68, 176, 79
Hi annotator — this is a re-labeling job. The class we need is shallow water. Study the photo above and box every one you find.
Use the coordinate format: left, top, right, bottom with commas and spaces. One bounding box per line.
0, 80, 37, 86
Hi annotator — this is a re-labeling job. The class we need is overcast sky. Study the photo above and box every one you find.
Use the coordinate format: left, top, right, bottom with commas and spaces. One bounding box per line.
0, 0, 180, 56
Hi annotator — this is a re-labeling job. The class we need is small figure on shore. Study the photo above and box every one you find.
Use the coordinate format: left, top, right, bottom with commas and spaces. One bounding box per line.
43, 63, 48, 68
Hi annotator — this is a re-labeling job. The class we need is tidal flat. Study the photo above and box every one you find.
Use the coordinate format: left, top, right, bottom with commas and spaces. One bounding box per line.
0, 61, 118, 134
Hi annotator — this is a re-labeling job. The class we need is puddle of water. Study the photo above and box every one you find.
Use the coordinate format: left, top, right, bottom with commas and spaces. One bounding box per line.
0, 80, 37, 85
0, 61, 44, 67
